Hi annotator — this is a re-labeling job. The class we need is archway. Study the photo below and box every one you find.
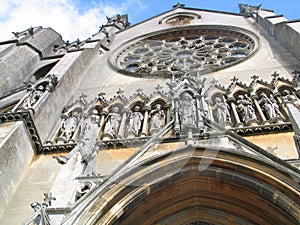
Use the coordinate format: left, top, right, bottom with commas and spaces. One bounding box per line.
70, 145, 300, 225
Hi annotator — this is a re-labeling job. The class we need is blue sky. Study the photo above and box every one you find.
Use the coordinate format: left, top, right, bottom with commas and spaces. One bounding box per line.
0, 0, 299, 41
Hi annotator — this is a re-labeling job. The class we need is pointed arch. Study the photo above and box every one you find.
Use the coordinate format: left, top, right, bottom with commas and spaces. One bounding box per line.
66, 145, 300, 225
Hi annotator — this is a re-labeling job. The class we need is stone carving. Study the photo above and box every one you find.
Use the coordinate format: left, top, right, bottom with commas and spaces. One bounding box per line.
28, 193, 56, 225
212, 97, 231, 126
258, 93, 283, 120
22, 85, 45, 109
236, 94, 257, 124
45, 74, 58, 92
270, 94, 284, 118
282, 90, 300, 109
115, 28, 256, 77
179, 92, 197, 130
75, 181, 94, 201
53, 110, 100, 176
149, 104, 165, 135
57, 111, 79, 142
238, 3, 261, 17
127, 106, 144, 137
12, 26, 35, 38
103, 107, 121, 138
20, 74, 57, 110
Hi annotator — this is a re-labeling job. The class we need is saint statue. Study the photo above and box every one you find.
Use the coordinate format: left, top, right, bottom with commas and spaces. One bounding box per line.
149, 104, 165, 135
53, 110, 100, 176
58, 111, 79, 142
258, 93, 276, 120
179, 92, 197, 130
127, 106, 143, 136
282, 90, 300, 109
104, 107, 121, 137
236, 94, 257, 124
212, 97, 231, 126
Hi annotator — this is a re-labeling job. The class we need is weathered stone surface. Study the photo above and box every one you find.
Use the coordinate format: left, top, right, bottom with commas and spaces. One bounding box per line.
19, 27, 64, 58
0, 46, 39, 97
0, 121, 34, 219
0, 155, 61, 225
0, 42, 16, 59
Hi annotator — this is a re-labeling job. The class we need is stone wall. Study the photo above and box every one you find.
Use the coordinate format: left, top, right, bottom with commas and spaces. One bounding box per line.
0, 121, 34, 219
257, 10, 300, 62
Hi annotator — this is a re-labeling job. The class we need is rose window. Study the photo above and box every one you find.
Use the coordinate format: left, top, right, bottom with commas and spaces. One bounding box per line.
111, 27, 258, 77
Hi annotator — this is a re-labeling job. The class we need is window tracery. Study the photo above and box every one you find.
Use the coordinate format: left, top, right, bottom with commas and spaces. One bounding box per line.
112, 27, 258, 77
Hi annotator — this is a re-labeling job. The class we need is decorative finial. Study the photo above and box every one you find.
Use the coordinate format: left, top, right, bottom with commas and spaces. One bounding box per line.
172, 3, 185, 8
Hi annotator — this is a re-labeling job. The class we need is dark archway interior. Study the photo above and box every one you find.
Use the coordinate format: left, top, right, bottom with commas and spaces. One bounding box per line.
112, 166, 298, 225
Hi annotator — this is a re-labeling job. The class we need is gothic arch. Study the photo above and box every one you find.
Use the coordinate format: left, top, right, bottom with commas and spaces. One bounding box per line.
68, 145, 300, 225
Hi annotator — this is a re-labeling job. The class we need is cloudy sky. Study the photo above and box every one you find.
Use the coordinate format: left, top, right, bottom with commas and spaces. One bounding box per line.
0, 0, 299, 42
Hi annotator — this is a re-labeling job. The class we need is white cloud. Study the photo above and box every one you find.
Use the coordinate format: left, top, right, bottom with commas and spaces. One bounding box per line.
0, 0, 147, 42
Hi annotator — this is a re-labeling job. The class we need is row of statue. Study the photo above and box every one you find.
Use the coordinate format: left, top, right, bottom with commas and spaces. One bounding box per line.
56, 89, 299, 145
52, 88, 300, 176
56, 103, 166, 144
213, 92, 286, 126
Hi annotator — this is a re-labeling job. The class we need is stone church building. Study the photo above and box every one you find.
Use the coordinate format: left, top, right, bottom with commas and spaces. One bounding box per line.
0, 3, 300, 225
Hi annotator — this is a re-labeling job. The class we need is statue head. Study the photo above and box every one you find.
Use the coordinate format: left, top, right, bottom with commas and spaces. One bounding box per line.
134, 106, 140, 112
215, 97, 222, 103
71, 111, 79, 117
237, 95, 244, 100
112, 107, 119, 113
155, 104, 161, 110
182, 92, 192, 100
37, 85, 44, 91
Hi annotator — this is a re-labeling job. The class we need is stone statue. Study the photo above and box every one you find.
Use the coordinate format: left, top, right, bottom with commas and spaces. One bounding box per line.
179, 92, 197, 130
58, 111, 79, 142
212, 97, 230, 126
29, 193, 55, 225
238, 3, 261, 17
236, 94, 257, 124
104, 107, 121, 137
127, 106, 144, 136
282, 90, 300, 109
258, 93, 276, 120
22, 85, 45, 109
149, 104, 165, 134
270, 94, 284, 118
53, 110, 100, 176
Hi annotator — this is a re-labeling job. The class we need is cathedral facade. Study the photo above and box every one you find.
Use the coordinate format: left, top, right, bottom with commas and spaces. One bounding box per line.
0, 3, 300, 225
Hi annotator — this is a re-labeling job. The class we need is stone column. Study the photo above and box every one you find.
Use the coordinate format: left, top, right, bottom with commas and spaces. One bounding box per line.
228, 97, 243, 127
275, 92, 288, 118
98, 112, 107, 138
140, 106, 150, 137
117, 108, 130, 138
195, 94, 205, 132
73, 113, 87, 141
222, 95, 232, 128
173, 98, 180, 135
252, 94, 267, 124
165, 103, 171, 123
55, 115, 68, 144
205, 99, 213, 121
283, 100, 300, 158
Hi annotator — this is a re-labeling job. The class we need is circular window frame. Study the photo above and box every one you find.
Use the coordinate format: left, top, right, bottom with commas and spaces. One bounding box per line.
109, 25, 260, 78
